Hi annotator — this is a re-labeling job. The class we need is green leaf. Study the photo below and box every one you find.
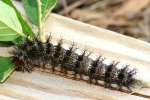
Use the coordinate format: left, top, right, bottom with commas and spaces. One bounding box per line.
0, 57, 15, 83
23, 0, 57, 25
12, 36, 26, 45
2, 0, 35, 38
0, 1, 25, 42
41, 0, 57, 19
23, 0, 39, 25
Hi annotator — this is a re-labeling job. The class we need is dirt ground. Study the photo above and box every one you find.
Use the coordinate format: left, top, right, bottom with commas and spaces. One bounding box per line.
54, 0, 150, 43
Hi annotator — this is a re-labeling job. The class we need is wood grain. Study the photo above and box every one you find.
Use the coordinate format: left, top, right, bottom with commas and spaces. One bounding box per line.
0, 1, 148, 99
0, 71, 149, 100
43, 13, 150, 85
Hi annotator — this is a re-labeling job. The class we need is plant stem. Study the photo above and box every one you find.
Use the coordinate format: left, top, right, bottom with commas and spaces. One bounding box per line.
37, 0, 43, 41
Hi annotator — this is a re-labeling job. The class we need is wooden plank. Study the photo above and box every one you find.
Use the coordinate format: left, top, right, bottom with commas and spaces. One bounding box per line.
0, 1, 147, 99
0, 71, 149, 100
43, 13, 150, 85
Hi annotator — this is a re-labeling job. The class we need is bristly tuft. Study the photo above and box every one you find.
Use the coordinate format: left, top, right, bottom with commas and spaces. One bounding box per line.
12, 36, 138, 92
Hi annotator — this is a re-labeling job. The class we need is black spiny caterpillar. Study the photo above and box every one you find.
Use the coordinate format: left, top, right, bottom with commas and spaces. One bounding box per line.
11, 36, 137, 92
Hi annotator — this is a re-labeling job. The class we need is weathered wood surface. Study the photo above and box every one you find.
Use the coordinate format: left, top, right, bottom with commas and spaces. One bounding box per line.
0, 1, 149, 100
0, 71, 149, 100
43, 13, 150, 84
43, 13, 150, 99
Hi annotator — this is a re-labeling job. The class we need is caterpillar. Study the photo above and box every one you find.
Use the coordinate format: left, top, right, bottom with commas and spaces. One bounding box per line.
11, 35, 137, 92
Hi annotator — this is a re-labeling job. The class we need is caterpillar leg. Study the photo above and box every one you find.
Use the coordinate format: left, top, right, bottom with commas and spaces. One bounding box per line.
73, 72, 78, 79
64, 69, 68, 75
88, 76, 92, 84
79, 73, 82, 79
88, 74, 93, 84
60, 66, 63, 73
95, 79, 98, 85
118, 86, 122, 91
60, 66, 67, 75
52, 66, 55, 72
104, 82, 112, 88
127, 86, 132, 93
26, 64, 33, 73
104, 82, 108, 88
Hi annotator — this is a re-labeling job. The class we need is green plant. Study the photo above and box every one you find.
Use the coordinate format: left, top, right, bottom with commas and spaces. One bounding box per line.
23, 0, 57, 41
0, 0, 57, 82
